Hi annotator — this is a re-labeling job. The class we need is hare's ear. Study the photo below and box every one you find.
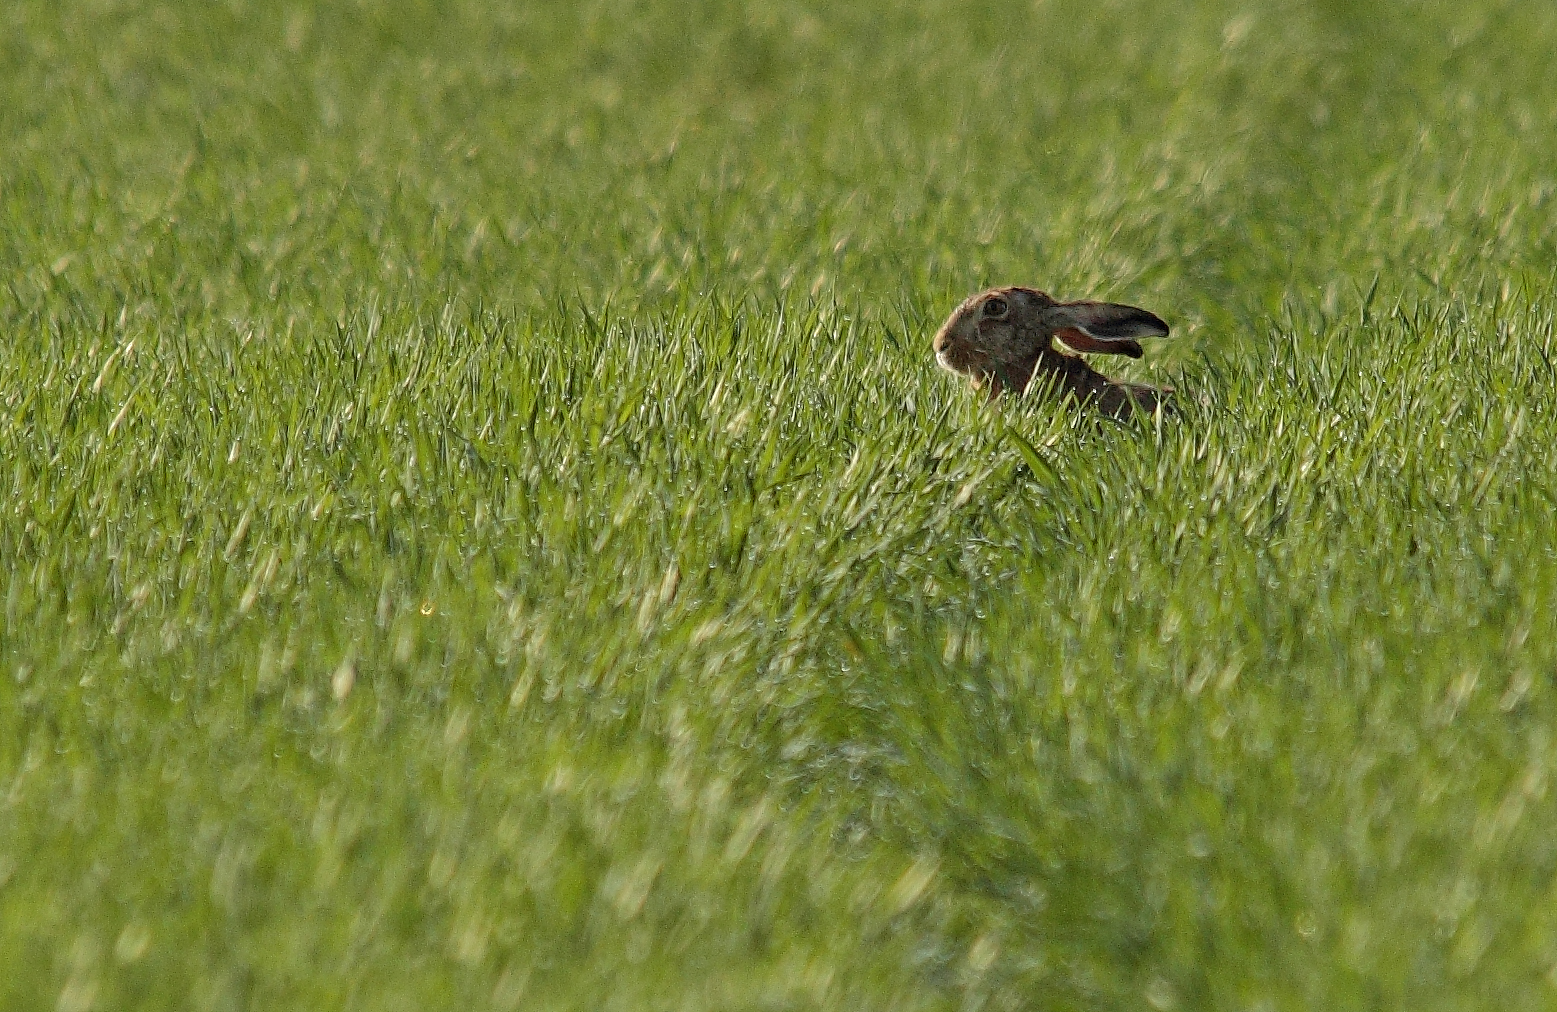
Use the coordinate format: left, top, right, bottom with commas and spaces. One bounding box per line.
1055, 301, 1169, 359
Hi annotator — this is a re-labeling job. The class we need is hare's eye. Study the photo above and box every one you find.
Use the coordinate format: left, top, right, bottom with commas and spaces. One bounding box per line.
983, 296, 1009, 318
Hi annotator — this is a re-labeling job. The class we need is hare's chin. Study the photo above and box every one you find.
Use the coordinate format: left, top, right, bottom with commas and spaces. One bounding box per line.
935, 347, 968, 374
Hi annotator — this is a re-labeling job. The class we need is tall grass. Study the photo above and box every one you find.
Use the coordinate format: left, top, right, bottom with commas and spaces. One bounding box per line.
4, 0, 1557, 1008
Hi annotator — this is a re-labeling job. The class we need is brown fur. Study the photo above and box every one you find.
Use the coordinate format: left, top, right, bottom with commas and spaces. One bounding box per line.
932, 286, 1172, 419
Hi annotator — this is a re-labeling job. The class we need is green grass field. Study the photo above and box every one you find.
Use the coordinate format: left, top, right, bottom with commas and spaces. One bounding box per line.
5, 0, 1557, 1008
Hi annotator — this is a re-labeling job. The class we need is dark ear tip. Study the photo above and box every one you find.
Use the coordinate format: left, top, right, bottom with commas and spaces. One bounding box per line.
1141, 311, 1170, 337
1124, 343, 1145, 359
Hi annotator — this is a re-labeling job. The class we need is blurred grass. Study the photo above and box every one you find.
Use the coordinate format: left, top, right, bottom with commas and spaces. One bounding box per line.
4, 0, 1557, 1009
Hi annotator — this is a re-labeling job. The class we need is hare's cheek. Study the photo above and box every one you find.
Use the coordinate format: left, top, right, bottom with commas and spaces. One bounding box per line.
988, 330, 1023, 359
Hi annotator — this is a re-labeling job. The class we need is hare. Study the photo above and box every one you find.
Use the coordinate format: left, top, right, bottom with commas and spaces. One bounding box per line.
933, 287, 1173, 418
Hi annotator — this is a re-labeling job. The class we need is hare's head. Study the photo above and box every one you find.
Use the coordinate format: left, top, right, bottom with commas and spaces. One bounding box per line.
933, 286, 1169, 391
932, 287, 1058, 381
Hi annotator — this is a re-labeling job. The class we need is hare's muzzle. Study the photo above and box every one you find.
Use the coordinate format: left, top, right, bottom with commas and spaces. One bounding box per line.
933, 337, 965, 374
932, 317, 979, 376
